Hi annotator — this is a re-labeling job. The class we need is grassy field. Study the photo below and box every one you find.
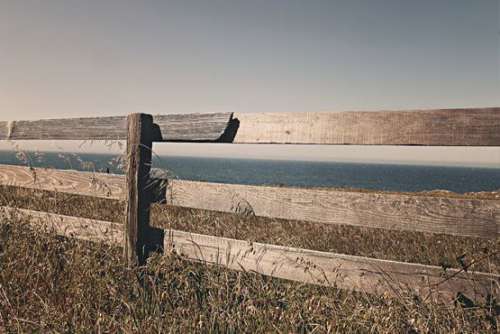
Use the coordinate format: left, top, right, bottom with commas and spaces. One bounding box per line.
0, 185, 499, 332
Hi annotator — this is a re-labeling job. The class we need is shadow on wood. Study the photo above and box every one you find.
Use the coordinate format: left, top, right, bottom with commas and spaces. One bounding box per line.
142, 226, 164, 258
216, 115, 239, 142
151, 113, 238, 143
148, 170, 168, 204
151, 123, 163, 142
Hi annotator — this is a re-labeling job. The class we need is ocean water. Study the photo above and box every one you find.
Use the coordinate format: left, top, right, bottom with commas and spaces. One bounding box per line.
1, 150, 500, 193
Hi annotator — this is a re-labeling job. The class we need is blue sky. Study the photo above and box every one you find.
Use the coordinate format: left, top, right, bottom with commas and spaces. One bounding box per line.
0, 0, 499, 165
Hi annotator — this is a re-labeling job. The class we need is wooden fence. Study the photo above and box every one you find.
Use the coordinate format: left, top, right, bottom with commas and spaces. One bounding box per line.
0, 107, 499, 302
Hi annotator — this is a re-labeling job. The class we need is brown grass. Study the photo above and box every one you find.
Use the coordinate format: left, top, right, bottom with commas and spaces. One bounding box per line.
0, 185, 499, 332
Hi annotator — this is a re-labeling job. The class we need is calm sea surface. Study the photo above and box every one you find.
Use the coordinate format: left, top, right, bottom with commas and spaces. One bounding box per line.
1, 150, 499, 193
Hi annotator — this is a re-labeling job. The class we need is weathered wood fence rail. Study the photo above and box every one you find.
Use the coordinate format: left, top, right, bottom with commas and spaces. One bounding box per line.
0, 107, 499, 302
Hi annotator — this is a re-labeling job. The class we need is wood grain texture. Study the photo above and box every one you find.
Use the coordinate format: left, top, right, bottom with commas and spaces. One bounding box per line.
0, 112, 232, 141
233, 107, 500, 145
3, 107, 500, 145
2, 206, 497, 300
0, 206, 121, 244
166, 229, 499, 301
0, 164, 125, 199
167, 180, 500, 239
125, 114, 154, 266
1, 165, 498, 238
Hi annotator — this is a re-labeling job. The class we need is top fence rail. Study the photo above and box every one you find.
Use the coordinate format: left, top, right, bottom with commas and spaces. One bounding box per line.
1, 107, 500, 146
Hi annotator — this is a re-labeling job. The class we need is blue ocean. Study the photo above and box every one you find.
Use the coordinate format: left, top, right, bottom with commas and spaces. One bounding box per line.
0, 150, 499, 193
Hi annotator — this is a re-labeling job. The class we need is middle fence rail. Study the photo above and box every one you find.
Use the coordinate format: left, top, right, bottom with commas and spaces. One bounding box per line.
0, 108, 499, 302
0, 164, 498, 239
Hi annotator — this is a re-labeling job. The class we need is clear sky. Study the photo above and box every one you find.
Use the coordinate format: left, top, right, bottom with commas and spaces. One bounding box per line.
0, 0, 499, 165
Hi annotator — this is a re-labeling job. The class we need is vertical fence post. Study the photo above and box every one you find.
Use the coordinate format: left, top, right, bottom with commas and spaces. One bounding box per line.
125, 113, 154, 266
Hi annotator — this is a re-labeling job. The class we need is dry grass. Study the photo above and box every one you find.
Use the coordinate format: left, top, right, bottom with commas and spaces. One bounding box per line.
0, 185, 499, 332
2, 185, 498, 273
